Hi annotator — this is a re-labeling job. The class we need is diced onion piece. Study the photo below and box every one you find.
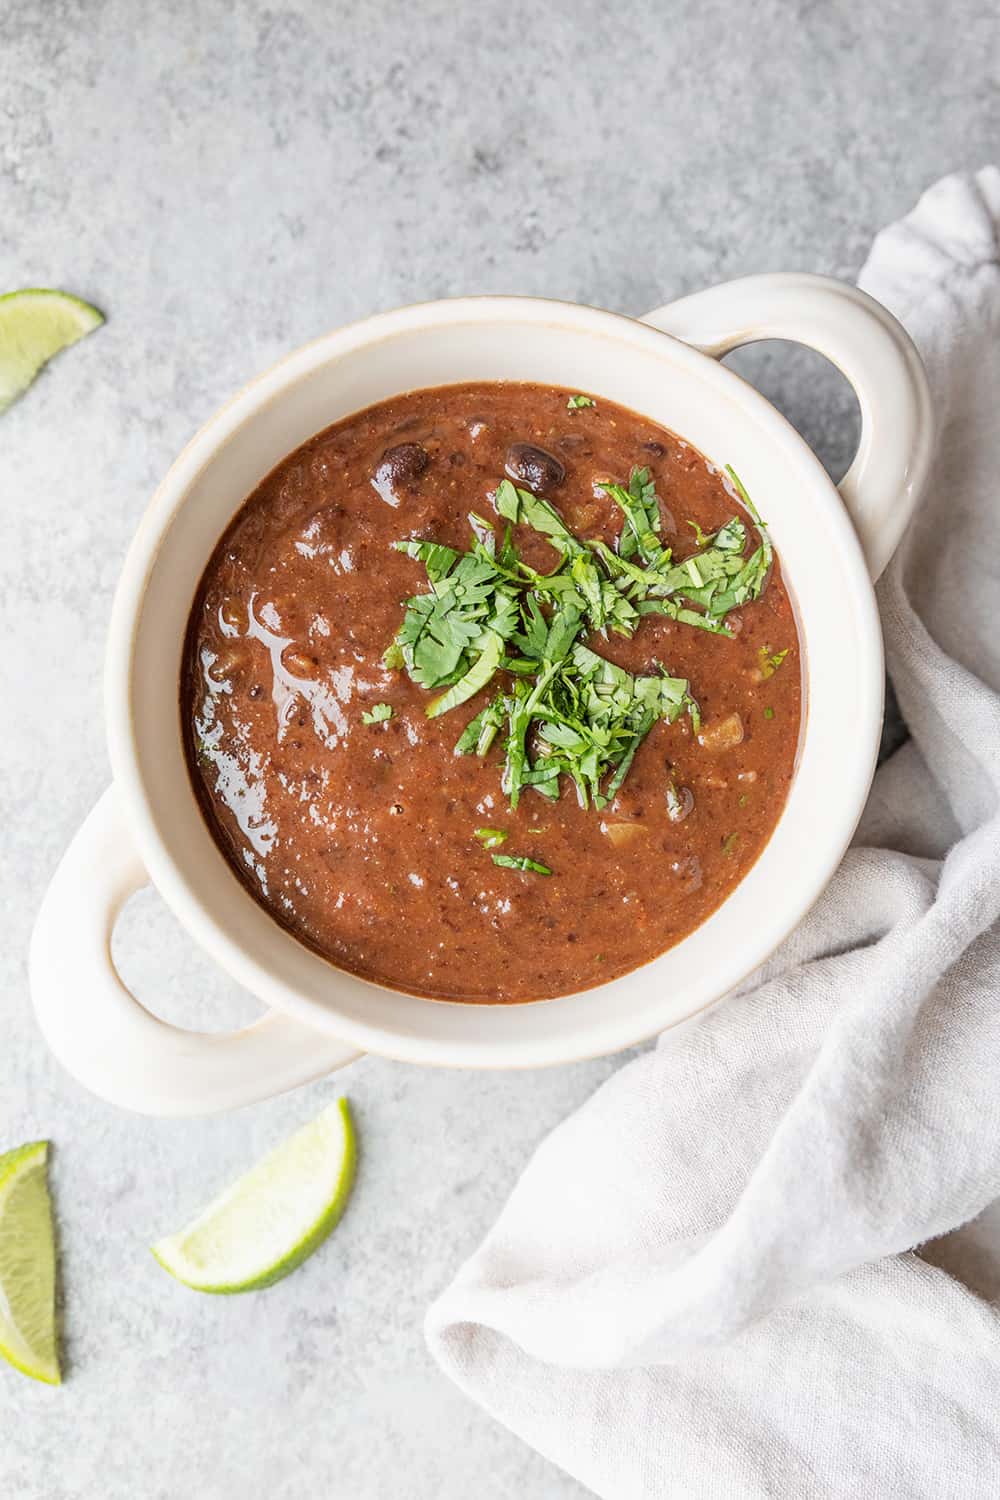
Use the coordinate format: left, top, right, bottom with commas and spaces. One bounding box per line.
601, 821, 649, 848
573, 503, 602, 531
697, 712, 744, 752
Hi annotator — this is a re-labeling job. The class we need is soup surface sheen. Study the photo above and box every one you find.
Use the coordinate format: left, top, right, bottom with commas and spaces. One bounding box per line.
183, 382, 801, 1002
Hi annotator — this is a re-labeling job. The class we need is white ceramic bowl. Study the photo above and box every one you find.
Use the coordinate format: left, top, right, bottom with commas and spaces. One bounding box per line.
30, 275, 932, 1115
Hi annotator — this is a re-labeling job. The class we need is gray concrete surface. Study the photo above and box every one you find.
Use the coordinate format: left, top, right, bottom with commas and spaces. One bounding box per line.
1, 1, 996, 1494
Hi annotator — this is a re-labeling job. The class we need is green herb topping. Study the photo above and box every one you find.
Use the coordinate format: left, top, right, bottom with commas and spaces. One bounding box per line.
474, 827, 509, 849
362, 703, 393, 724
492, 853, 553, 875
387, 465, 771, 809
763, 706, 775, 721
598, 467, 663, 563
757, 645, 789, 681
721, 832, 740, 856
725, 465, 772, 571
567, 394, 596, 410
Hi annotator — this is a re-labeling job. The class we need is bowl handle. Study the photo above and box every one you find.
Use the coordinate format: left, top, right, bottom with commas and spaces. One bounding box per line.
29, 787, 362, 1116
641, 273, 933, 580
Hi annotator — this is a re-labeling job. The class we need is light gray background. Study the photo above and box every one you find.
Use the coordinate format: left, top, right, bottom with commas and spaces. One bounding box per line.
1, 2, 996, 1495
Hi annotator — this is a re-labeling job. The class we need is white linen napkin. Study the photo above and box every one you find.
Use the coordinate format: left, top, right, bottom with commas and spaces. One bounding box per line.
426, 168, 1000, 1498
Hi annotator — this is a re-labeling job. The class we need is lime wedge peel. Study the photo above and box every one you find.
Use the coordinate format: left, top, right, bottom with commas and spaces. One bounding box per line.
0, 1141, 61, 1385
0, 288, 103, 414
152, 1098, 357, 1294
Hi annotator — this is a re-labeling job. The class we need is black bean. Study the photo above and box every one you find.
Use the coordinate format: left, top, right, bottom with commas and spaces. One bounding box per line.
379, 442, 428, 483
505, 442, 565, 495
643, 440, 666, 456
372, 442, 429, 504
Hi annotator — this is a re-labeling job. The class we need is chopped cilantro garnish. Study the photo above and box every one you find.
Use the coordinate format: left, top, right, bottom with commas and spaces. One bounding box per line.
390, 537, 519, 690
474, 827, 508, 849
494, 479, 588, 559
362, 703, 393, 724
721, 832, 740, 855
763, 706, 775, 720
738, 793, 748, 807
599, 467, 663, 562
725, 464, 772, 578
427, 630, 505, 718
388, 465, 773, 810
492, 853, 552, 875
567, 393, 595, 410
454, 692, 506, 756
641, 511, 767, 621
757, 645, 789, 681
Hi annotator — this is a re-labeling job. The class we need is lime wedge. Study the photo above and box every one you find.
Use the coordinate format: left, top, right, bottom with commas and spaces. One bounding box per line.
0, 1142, 60, 1385
152, 1098, 357, 1294
0, 288, 103, 413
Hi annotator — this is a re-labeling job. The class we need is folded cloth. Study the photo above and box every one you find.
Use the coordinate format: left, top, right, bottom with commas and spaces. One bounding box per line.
426, 169, 1000, 1499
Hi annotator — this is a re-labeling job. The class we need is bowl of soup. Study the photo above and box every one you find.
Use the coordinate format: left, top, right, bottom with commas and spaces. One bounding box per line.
30, 278, 932, 1114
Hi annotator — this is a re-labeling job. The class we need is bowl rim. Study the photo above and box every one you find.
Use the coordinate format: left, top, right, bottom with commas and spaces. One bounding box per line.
105, 294, 883, 1067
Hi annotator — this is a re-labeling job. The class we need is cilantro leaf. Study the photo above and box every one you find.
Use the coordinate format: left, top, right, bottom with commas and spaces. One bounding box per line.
757, 645, 789, 680
511, 593, 550, 659
567, 394, 595, 410
637, 598, 734, 636
427, 630, 505, 719
391, 539, 518, 698
588, 538, 664, 587
545, 604, 583, 662
492, 853, 553, 875
362, 703, 393, 724
494, 480, 587, 559
454, 692, 506, 755
600, 467, 664, 562
474, 827, 508, 849
724, 463, 772, 585
392, 537, 460, 582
